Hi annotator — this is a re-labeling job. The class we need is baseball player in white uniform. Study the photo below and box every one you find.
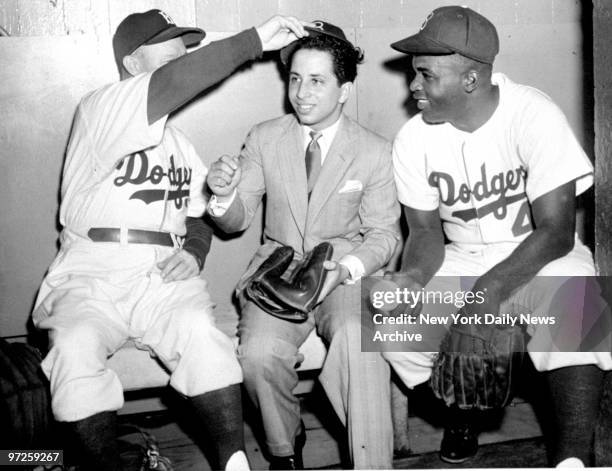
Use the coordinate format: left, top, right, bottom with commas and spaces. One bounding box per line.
32, 9, 309, 471
384, 5, 612, 467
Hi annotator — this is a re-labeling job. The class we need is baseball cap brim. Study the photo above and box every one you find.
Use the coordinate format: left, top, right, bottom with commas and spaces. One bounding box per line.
280, 25, 352, 65
390, 33, 454, 56
146, 26, 205, 49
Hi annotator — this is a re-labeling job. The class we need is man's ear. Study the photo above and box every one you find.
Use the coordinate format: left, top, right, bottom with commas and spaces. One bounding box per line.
464, 70, 479, 93
122, 53, 141, 77
339, 81, 353, 104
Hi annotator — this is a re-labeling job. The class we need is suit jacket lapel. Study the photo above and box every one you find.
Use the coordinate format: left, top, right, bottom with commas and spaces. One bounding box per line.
277, 116, 308, 238
307, 115, 356, 226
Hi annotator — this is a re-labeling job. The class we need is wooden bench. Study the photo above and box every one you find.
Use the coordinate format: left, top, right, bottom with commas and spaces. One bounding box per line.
107, 308, 328, 410
86, 306, 547, 457
108, 307, 413, 454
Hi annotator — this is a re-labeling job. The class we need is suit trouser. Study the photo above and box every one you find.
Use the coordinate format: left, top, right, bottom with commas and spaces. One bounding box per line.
238, 281, 393, 469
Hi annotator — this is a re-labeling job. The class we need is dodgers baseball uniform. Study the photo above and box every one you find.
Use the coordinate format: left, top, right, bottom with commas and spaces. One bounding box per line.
386, 73, 612, 388
33, 72, 242, 422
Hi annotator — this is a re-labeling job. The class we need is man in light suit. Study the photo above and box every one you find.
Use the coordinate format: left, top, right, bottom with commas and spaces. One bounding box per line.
206, 22, 400, 470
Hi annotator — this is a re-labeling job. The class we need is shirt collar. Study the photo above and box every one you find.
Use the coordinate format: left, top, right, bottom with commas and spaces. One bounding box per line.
301, 116, 342, 149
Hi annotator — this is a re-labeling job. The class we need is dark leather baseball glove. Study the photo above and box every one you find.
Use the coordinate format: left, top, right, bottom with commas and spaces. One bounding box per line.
245, 243, 333, 322
430, 321, 526, 410
245, 245, 295, 317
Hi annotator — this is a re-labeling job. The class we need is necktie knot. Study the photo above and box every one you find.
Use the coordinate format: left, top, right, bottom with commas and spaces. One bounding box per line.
309, 131, 322, 143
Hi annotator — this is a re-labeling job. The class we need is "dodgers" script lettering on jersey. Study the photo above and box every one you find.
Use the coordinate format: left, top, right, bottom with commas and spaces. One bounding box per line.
113, 151, 191, 208
428, 164, 527, 222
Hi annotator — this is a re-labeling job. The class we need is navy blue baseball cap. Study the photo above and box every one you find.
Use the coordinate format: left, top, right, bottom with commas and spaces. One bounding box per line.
113, 9, 205, 67
391, 6, 499, 64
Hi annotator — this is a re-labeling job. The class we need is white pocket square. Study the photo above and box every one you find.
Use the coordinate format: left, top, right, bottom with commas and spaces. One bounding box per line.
338, 180, 363, 194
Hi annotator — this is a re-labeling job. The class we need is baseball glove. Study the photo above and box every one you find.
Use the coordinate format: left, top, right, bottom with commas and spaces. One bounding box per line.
430, 321, 525, 410
259, 242, 333, 313
245, 243, 333, 322
245, 245, 296, 317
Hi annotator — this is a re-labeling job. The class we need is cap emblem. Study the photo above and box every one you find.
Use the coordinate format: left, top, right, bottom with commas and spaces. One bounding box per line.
157, 10, 174, 25
420, 11, 434, 31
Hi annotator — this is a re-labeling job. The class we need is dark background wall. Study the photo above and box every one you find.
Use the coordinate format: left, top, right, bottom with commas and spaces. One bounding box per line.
0, 0, 593, 336
594, 0, 612, 276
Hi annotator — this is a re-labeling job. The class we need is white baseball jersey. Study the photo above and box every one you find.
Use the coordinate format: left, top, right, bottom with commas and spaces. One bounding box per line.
33, 72, 243, 421
59, 72, 207, 242
387, 73, 611, 385
393, 73, 593, 247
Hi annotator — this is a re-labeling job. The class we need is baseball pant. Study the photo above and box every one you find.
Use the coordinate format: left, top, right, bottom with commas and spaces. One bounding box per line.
384, 239, 612, 389
33, 241, 242, 422
237, 280, 393, 469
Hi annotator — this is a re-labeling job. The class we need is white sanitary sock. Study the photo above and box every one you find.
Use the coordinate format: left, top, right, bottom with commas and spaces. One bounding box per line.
224, 450, 250, 471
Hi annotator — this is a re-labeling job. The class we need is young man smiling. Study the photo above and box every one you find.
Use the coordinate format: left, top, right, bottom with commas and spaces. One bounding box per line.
207, 22, 400, 470
386, 5, 612, 467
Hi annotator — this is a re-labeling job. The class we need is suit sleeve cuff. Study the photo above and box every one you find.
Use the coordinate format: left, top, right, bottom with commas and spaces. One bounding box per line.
339, 255, 366, 285
207, 190, 236, 216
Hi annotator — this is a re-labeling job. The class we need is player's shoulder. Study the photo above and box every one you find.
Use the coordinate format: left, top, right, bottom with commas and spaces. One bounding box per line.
495, 73, 564, 118
165, 122, 189, 139
394, 113, 430, 146
398, 112, 427, 132
79, 73, 150, 112
495, 73, 549, 100
78, 82, 112, 113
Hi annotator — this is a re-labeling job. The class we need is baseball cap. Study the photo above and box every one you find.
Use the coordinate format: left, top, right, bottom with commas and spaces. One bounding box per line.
113, 9, 206, 67
280, 20, 358, 65
390, 6, 499, 64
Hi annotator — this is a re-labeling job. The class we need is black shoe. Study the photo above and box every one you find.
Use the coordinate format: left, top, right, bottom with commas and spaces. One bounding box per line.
269, 455, 301, 470
269, 422, 306, 470
439, 423, 478, 464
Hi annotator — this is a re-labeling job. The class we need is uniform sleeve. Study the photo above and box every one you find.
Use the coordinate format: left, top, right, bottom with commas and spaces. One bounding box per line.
518, 92, 594, 201
148, 28, 262, 124
392, 118, 439, 210
79, 73, 167, 174
183, 216, 213, 271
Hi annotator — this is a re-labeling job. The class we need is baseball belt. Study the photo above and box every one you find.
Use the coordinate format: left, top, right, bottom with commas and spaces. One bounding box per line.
87, 227, 184, 247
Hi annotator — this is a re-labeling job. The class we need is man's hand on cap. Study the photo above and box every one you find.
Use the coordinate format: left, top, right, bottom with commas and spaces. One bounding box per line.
207, 154, 242, 197
256, 16, 311, 51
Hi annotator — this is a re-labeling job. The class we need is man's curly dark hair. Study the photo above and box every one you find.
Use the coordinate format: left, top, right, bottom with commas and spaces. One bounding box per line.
286, 34, 364, 84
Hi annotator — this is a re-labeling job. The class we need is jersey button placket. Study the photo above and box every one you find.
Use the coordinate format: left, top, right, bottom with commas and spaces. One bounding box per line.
460, 139, 486, 245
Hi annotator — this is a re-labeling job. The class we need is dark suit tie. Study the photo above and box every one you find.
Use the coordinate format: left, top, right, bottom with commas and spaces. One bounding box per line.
305, 131, 322, 194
